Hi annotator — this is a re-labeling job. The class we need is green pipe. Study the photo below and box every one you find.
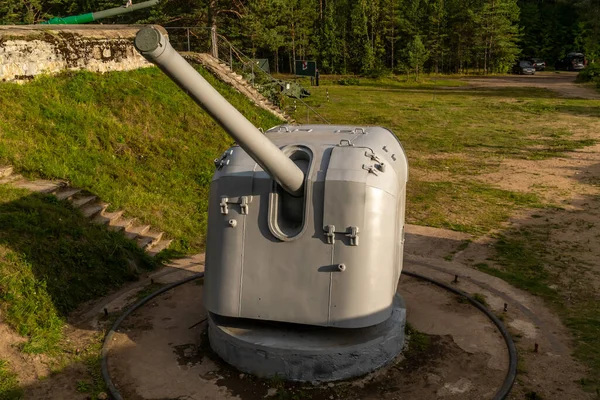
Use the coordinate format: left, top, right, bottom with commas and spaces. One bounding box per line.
42, 0, 159, 25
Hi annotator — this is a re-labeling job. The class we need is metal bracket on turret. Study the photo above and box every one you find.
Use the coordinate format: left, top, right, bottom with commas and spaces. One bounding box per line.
214, 150, 232, 170
362, 164, 380, 175
220, 196, 252, 215
346, 226, 359, 246
324, 225, 335, 244
364, 151, 386, 173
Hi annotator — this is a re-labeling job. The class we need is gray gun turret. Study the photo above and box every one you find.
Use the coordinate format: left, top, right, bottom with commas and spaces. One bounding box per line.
134, 26, 408, 330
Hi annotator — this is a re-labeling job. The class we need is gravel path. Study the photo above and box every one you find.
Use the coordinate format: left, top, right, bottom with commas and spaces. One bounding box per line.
466, 71, 600, 100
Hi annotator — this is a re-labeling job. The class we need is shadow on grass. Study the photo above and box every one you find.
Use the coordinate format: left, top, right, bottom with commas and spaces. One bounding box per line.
475, 162, 600, 393
353, 86, 562, 100
0, 186, 158, 354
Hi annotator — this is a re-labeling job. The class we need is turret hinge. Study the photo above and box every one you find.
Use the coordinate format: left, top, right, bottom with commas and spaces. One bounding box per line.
220, 197, 229, 214
346, 226, 359, 246
324, 225, 335, 244
364, 151, 386, 173
240, 196, 250, 215
220, 196, 252, 215
362, 164, 380, 175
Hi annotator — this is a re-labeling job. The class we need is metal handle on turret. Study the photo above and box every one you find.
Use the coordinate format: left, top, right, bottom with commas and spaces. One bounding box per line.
134, 26, 305, 196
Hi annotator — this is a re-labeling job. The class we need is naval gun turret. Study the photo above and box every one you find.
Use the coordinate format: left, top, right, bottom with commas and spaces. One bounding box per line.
134, 26, 408, 382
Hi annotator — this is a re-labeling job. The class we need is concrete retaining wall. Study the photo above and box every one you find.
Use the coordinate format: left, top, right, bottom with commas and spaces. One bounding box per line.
0, 25, 152, 82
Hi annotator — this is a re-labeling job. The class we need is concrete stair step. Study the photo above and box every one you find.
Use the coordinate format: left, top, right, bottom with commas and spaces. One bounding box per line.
71, 195, 97, 208
136, 230, 164, 250
124, 224, 151, 240
54, 187, 82, 201
80, 202, 108, 218
92, 210, 125, 226
0, 174, 23, 184
147, 239, 173, 257
0, 166, 13, 178
12, 180, 66, 194
108, 217, 135, 232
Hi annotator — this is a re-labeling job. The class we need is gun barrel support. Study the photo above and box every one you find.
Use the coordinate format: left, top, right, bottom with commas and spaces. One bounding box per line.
134, 26, 305, 196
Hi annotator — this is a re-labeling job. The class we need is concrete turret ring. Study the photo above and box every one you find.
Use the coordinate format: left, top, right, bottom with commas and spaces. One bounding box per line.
207, 294, 406, 382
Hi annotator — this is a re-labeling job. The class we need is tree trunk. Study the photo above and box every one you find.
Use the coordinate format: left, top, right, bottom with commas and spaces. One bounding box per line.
208, 0, 218, 59
292, 22, 297, 74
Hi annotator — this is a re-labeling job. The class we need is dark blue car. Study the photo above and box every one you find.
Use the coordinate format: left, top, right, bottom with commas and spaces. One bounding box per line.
512, 60, 536, 75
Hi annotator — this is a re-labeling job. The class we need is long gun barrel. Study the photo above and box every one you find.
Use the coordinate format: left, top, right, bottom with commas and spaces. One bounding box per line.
42, 0, 159, 24
134, 26, 305, 196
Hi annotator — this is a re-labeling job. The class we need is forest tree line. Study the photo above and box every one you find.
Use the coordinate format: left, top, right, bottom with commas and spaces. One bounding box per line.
1, 0, 599, 75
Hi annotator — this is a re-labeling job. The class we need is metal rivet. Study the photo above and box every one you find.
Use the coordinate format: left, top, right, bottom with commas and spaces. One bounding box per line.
228, 219, 237, 227
337, 263, 346, 272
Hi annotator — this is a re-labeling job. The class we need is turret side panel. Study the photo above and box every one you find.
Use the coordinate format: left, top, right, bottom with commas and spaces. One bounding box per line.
239, 176, 333, 325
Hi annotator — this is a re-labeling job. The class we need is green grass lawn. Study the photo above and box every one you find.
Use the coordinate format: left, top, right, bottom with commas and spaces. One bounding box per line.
289, 75, 600, 233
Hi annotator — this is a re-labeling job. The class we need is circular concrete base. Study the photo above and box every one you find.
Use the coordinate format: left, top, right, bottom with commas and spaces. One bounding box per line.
208, 294, 406, 382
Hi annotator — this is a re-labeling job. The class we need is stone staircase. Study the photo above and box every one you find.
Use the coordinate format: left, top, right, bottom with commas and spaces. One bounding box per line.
0, 165, 171, 257
183, 53, 294, 123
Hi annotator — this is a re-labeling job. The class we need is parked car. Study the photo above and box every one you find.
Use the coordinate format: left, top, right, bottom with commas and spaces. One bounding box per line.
555, 53, 586, 71
527, 58, 546, 71
512, 60, 536, 75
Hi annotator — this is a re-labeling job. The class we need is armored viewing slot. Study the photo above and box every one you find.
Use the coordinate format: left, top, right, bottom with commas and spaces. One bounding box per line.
134, 26, 305, 197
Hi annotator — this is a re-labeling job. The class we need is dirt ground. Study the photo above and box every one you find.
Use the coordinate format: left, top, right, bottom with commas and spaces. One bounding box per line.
466, 71, 600, 100
2, 72, 600, 399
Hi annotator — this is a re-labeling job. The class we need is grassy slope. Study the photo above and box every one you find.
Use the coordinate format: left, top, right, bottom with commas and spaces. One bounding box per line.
0, 185, 155, 354
0, 66, 283, 254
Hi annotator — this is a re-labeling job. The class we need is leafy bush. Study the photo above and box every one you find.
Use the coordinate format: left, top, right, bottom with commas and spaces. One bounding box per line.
337, 77, 360, 86
576, 63, 600, 83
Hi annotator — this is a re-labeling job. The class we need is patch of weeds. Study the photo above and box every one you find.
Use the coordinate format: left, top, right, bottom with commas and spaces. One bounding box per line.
337, 77, 360, 86
135, 282, 165, 301
76, 334, 108, 399
76, 380, 91, 393
444, 239, 472, 261
405, 323, 431, 354
471, 293, 488, 307
527, 139, 598, 160
269, 374, 285, 389
0, 360, 22, 400
518, 358, 528, 375
525, 390, 543, 400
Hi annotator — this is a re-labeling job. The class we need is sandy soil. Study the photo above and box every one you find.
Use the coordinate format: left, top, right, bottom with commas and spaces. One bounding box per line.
466, 71, 600, 100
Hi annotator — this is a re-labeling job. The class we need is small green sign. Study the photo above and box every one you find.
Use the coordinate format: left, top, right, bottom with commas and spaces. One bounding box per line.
295, 60, 317, 77
254, 59, 270, 73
